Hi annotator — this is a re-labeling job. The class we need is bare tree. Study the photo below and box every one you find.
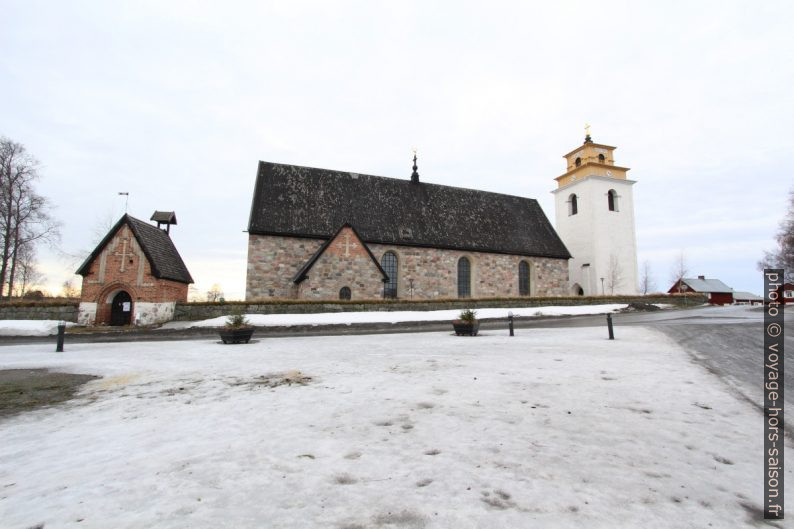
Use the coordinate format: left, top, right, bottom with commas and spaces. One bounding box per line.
61, 279, 78, 299
758, 188, 794, 283
669, 250, 689, 293
606, 254, 623, 294
639, 260, 656, 295
206, 284, 224, 302
13, 242, 44, 297
188, 285, 201, 302
0, 137, 60, 299
60, 210, 119, 271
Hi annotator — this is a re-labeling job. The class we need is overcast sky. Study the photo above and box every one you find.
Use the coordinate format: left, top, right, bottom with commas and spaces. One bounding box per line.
2, 1, 792, 299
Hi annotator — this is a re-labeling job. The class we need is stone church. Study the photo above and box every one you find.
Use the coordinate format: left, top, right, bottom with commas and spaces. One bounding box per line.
76, 212, 193, 325
246, 156, 572, 301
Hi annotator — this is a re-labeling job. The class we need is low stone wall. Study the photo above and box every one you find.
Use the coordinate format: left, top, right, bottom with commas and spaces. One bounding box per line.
0, 303, 79, 322
173, 294, 706, 322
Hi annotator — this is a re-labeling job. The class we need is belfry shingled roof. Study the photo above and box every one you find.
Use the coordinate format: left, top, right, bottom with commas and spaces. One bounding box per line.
76, 215, 193, 284
247, 161, 571, 259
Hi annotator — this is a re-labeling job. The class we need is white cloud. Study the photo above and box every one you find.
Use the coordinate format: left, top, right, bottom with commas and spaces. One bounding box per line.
2, 0, 792, 300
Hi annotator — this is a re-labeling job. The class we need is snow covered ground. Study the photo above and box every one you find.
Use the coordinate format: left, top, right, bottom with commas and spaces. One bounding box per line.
0, 326, 786, 528
0, 320, 74, 337
162, 303, 631, 330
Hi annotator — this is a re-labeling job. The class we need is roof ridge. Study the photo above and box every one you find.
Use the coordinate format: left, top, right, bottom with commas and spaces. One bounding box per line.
258, 160, 541, 203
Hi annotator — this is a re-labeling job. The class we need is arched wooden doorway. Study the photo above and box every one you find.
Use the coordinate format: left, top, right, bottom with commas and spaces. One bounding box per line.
110, 291, 132, 326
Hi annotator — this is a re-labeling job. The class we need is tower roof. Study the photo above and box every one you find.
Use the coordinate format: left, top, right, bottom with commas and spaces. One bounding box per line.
150, 211, 177, 225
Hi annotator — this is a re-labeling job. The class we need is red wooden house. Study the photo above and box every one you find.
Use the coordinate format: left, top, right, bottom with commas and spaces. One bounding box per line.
668, 275, 734, 305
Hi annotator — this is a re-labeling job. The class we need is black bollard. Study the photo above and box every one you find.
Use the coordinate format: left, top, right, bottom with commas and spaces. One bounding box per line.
56, 323, 66, 352
606, 313, 614, 340
508, 312, 514, 337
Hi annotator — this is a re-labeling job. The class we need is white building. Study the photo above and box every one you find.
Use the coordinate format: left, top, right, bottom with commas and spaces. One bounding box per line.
552, 133, 638, 295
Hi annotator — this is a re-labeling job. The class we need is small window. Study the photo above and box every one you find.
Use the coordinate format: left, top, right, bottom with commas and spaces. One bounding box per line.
575, 157, 582, 167
339, 287, 351, 300
598, 153, 605, 163
458, 257, 471, 298
381, 251, 398, 299
569, 193, 578, 216
607, 189, 618, 212
518, 261, 530, 296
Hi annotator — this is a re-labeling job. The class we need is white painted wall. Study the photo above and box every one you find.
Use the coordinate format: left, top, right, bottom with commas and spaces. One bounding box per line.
77, 302, 97, 326
553, 175, 638, 295
134, 302, 176, 326
77, 301, 175, 326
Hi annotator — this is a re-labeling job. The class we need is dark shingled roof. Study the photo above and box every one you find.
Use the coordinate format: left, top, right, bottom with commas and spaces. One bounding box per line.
247, 161, 571, 259
150, 211, 177, 224
76, 214, 194, 284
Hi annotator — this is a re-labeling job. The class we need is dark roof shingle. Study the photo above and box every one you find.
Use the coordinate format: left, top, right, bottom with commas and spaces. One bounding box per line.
76, 215, 193, 284
247, 162, 571, 259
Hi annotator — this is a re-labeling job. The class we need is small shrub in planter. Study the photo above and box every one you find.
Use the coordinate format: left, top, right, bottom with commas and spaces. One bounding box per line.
452, 309, 479, 336
219, 313, 255, 344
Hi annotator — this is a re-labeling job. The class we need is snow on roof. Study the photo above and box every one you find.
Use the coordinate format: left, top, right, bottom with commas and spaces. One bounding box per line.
681, 277, 733, 293
731, 291, 762, 301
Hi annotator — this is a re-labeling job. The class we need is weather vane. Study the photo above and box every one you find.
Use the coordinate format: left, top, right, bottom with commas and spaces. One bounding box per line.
118, 191, 129, 213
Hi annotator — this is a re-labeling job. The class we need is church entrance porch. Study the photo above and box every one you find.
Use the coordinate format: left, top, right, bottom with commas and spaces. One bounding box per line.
110, 291, 133, 326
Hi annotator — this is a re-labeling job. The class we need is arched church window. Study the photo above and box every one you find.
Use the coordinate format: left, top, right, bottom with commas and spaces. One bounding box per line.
569, 194, 578, 216
575, 157, 582, 167
339, 287, 351, 300
598, 153, 605, 163
457, 257, 471, 298
519, 261, 530, 296
381, 251, 398, 299
608, 189, 618, 212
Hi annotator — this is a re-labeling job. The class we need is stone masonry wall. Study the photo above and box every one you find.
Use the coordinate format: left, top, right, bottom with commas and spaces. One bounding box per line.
247, 234, 324, 299
174, 294, 703, 321
367, 243, 568, 298
246, 233, 569, 300
297, 227, 385, 300
0, 304, 79, 322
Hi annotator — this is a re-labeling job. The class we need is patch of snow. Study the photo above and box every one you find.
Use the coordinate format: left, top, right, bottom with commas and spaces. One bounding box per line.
0, 320, 75, 336
0, 327, 784, 528
165, 303, 629, 329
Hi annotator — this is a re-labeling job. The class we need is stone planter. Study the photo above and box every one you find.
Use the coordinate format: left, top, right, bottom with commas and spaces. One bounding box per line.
452, 320, 479, 336
219, 327, 255, 344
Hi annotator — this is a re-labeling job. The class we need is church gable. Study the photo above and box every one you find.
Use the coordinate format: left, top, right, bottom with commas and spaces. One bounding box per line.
77, 214, 193, 284
80, 223, 152, 288
294, 225, 387, 300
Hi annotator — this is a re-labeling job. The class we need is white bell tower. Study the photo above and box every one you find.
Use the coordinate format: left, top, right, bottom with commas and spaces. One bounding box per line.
552, 128, 638, 295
